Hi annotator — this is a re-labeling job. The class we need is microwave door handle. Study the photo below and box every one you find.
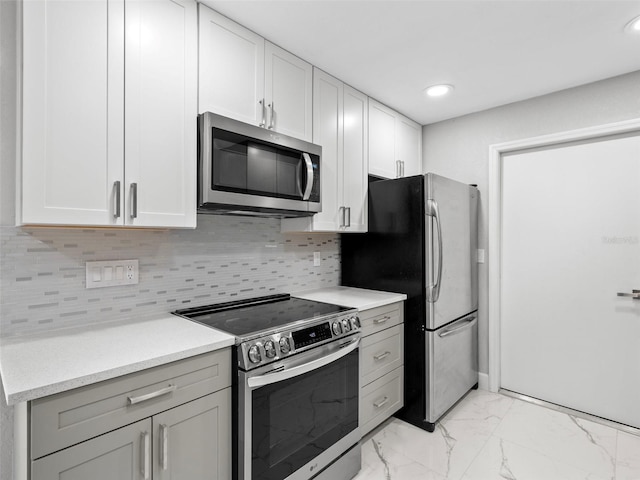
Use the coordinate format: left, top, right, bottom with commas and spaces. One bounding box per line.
247, 337, 360, 389
301, 153, 314, 200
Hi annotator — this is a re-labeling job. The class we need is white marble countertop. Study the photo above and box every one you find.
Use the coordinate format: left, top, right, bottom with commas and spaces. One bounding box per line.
293, 286, 406, 311
0, 315, 235, 406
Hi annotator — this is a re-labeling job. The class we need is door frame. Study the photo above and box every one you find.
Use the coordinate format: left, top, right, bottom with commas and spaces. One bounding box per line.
487, 117, 640, 392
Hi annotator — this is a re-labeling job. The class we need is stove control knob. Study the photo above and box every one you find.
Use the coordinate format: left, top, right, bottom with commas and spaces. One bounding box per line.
350, 316, 360, 330
342, 318, 351, 332
264, 340, 276, 358
248, 345, 262, 364
332, 321, 342, 335
279, 337, 291, 354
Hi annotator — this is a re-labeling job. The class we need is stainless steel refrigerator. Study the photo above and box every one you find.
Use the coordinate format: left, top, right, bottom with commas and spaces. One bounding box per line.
342, 173, 478, 432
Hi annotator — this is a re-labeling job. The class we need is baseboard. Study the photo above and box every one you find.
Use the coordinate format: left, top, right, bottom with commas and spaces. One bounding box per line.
478, 372, 489, 391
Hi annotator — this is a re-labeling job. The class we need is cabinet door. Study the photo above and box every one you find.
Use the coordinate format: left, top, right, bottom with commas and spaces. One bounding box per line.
153, 389, 232, 480
32, 419, 151, 480
264, 42, 313, 142
367, 99, 396, 179
396, 114, 422, 177
21, 0, 124, 226
124, 0, 197, 228
342, 85, 368, 232
198, 5, 265, 124
310, 69, 343, 231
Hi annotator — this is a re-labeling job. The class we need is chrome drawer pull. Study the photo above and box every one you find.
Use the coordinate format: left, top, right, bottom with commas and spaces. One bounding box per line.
373, 396, 389, 409
373, 316, 390, 325
128, 384, 176, 405
374, 351, 391, 361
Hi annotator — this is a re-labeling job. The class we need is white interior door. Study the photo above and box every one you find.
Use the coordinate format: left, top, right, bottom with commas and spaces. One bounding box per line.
501, 132, 640, 428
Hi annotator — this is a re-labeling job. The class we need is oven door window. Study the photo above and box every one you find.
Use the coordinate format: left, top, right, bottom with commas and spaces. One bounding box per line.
251, 349, 358, 480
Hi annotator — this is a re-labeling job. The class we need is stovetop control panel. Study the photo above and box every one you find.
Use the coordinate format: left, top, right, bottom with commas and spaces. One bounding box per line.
238, 312, 361, 371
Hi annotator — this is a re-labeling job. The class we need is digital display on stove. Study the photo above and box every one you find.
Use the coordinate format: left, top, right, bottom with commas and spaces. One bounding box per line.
291, 322, 332, 348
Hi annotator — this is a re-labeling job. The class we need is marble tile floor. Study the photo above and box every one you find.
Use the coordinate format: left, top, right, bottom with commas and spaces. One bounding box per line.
353, 389, 640, 480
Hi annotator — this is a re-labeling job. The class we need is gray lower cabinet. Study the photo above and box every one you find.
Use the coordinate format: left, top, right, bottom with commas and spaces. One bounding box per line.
358, 302, 405, 435
30, 349, 231, 480
32, 419, 150, 480
152, 389, 231, 480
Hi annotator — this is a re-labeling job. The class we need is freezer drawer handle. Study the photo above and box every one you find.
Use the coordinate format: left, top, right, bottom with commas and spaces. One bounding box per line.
374, 351, 391, 361
617, 289, 640, 299
438, 316, 477, 338
373, 316, 390, 325
373, 396, 389, 409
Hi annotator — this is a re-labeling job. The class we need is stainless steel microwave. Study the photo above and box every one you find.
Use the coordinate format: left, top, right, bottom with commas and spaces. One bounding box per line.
197, 112, 321, 217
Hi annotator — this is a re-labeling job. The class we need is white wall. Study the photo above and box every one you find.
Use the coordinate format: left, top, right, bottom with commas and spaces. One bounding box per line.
0, 1, 18, 477
422, 70, 640, 377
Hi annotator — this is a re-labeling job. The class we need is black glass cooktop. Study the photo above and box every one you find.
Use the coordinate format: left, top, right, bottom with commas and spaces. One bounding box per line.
173, 294, 352, 339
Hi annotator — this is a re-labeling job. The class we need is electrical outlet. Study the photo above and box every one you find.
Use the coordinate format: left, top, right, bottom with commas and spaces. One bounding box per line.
313, 252, 321, 267
86, 260, 139, 288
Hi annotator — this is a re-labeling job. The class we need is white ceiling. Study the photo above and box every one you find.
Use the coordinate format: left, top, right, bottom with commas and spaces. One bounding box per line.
200, 0, 640, 126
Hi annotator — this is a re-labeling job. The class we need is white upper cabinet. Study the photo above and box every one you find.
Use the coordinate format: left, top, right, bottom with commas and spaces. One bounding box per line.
368, 98, 422, 179
198, 5, 313, 142
264, 42, 313, 142
282, 69, 367, 233
124, 0, 197, 228
198, 5, 265, 125
21, 0, 197, 228
22, 0, 124, 226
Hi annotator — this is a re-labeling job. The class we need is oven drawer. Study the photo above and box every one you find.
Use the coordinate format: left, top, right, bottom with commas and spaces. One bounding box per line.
359, 302, 403, 337
360, 324, 404, 387
31, 348, 231, 459
359, 366, 404, 435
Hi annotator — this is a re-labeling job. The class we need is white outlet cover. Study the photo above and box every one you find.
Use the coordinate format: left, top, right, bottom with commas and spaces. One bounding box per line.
86, 259, 139, 289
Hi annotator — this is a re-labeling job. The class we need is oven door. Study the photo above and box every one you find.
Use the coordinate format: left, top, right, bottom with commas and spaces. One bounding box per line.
238, 335, 360, 480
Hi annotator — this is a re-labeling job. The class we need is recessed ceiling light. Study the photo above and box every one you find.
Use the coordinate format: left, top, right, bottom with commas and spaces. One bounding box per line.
424, 84, 454, 98
625, 14, 640, 33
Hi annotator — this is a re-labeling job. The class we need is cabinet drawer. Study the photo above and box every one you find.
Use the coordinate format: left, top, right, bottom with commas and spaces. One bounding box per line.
360, 324, 403, 387
359, 367, 404, 436
31, 348, 231, 459
359, 302, 403, 337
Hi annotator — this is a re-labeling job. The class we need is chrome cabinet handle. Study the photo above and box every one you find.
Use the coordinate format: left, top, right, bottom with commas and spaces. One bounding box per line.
130, 183, 138, 219
301, 153, 314, 200
439, 316, 477, 338
140, 432, 150, 480
373, 316, 390, 325
346, 207, 351, 227
374, 396, 389, 409
396, 160, 402, 178
128, 384, 176, 405
159, 424, 169, 470
268, 102, 275, 130
113, 181, 121, 219
426, 199, 443, 302
259, 99, 266, 127
374, 351, 391, 361
339, 206, 345, 228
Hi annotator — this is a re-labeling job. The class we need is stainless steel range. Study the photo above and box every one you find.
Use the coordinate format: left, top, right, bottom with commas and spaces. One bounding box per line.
173, 294, 362, 480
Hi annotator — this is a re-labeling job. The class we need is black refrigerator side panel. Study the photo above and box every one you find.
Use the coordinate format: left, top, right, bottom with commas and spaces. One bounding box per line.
341, 175, 428, 428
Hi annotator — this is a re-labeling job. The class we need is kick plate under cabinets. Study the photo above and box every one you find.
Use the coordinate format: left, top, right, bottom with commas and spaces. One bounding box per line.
86, 260, 139, 289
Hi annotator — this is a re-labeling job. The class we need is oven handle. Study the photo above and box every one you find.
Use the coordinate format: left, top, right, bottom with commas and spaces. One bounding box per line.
247, 337, 360, 389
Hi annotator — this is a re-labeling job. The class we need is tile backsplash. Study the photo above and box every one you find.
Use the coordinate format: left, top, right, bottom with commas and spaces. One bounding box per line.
0, 215, 340, 337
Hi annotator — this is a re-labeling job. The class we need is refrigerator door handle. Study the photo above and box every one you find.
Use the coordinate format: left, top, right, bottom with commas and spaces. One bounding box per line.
426, 199, 443, 302
438, 315, 477, 338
